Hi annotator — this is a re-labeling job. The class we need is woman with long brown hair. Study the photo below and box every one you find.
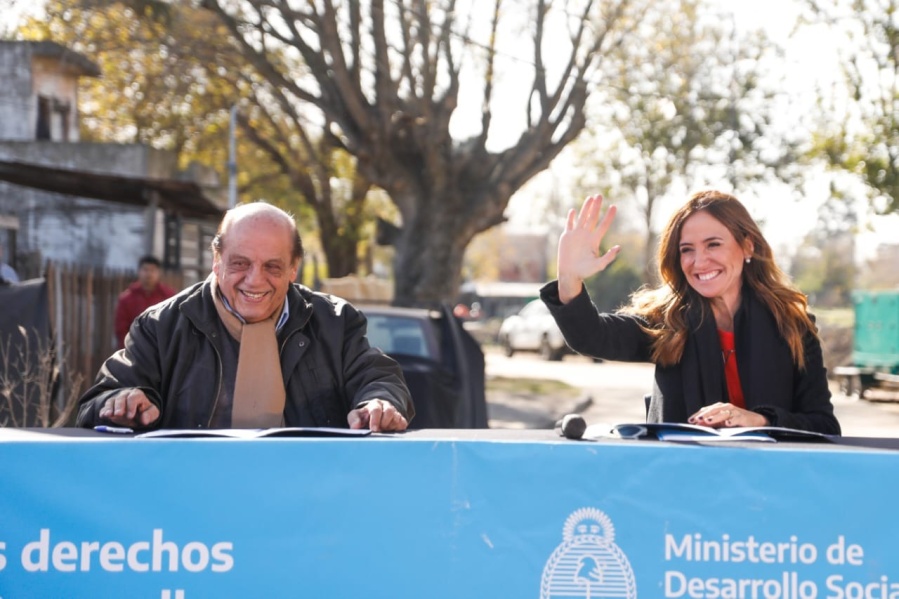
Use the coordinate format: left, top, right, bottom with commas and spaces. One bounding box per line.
541, 191, 840, 434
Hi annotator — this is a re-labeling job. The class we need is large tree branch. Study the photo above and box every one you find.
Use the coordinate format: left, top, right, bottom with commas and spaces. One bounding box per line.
415, 0, 434, 103
530, 0, 549, 127
238, 112, 318, 206
372, 0, 401, 131
430, 0, 461, 140
238, 74, 334, 212
200, 0, 319, 107
476, 0, 501, 149
348, 0, 362, 84
315, 0, 375, 131
496, 3, 621, 188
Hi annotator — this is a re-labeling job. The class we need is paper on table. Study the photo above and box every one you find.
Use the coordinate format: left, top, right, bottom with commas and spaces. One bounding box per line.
135, 427, 371, 439
651, 426, 775, 443
582, 423, 618, 440
590, 422, 833, 443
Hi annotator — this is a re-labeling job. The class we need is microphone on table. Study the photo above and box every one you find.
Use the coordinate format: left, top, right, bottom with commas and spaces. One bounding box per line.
555, 413, 587, 440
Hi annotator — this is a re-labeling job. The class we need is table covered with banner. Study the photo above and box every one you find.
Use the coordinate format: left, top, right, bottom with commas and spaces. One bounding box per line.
1, 427, 898, 599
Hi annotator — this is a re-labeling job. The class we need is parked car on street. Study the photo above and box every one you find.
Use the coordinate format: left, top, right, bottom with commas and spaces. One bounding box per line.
360, 304, 488, 429
497, 298, 570, 361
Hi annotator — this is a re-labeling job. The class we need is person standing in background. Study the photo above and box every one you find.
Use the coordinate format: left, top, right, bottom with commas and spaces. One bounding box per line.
114, 255, 176, 348
0, 245, 19, 284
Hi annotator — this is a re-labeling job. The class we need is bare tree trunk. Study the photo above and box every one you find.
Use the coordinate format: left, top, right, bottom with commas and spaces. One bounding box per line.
392, 204, 473, 306
322, 234, 359, 279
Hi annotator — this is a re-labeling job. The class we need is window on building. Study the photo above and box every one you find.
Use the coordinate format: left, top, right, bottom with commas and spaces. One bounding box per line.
52, 99, 71, 141
36, 96, 51, 140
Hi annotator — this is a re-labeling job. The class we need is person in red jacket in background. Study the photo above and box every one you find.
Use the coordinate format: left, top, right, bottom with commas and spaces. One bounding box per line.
114, 255, 176, 348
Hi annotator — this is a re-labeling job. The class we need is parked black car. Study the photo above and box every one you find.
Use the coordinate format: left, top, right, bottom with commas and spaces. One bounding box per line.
360, 304, 488, 429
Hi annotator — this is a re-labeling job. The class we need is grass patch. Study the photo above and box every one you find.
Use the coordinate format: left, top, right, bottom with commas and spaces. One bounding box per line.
486, 376, 581, 398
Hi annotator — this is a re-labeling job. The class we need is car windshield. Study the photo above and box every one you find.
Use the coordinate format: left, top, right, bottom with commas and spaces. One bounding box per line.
365, 314, 433, 359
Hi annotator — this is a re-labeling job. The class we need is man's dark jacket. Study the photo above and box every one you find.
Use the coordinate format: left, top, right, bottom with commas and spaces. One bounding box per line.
77, 279, 414, 429
541, 281, 840, 435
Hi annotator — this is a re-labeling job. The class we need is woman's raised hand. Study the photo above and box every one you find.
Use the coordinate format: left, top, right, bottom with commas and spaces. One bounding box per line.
557, 194, 621, 303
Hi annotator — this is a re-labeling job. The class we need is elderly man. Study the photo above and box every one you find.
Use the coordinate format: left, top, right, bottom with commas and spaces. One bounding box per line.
77, 202, 413, 432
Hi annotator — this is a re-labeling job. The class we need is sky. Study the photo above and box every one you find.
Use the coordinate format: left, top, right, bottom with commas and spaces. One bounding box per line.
0, 0, 32, 33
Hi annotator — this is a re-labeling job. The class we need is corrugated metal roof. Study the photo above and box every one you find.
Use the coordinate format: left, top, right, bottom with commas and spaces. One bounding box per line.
0, 159, 224, 220
13, 41, 101, 78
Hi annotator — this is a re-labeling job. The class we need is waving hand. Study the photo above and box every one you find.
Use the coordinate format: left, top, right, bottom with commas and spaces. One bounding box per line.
557, 194, 621, 303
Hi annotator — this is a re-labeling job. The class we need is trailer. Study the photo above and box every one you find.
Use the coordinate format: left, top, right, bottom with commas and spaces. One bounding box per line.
833, 290, 899, 398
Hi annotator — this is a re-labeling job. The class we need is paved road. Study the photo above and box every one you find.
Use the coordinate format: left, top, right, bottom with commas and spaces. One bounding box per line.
485, 348, 899, 437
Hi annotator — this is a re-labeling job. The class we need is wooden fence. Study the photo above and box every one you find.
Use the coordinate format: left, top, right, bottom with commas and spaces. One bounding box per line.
45, 262, 185, 418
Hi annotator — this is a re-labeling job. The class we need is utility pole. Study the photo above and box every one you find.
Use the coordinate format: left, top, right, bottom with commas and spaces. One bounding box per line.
228, 104, 237, 208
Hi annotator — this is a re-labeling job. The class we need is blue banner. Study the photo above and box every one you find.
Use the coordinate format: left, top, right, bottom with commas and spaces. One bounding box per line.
1, 436, 898, 598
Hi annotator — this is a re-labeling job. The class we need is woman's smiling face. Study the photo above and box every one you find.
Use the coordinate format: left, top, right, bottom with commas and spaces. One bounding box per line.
679, 210, 751, 308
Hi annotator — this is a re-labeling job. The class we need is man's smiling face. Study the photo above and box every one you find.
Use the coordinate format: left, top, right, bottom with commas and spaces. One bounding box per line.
212, 214, 299, 324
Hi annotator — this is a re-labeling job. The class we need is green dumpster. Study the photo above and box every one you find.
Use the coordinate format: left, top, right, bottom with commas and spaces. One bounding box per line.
852, 290, 899, 372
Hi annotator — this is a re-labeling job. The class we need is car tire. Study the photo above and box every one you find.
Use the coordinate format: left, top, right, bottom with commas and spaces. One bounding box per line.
501, 336, 514, 357
540, 336, 563, 361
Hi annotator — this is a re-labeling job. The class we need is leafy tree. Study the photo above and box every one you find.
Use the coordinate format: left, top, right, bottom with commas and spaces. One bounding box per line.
201, 0, 641, 306
19, 1, 375, 277
463, 227, 511, 284
787, 187, 856, 306
235, 94, 379, 277
572, 0, 802, 282
790, 235, 855, 307
858, 243, 899, 290
21, 2, 236, 155
804, 0, 899, 214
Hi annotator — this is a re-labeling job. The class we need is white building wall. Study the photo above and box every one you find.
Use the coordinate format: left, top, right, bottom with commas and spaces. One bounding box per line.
0, 181, 145, 270
0, 43, 35, 141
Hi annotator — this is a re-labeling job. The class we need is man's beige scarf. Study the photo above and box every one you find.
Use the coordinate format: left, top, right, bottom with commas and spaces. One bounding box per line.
210, 275, 286, 428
